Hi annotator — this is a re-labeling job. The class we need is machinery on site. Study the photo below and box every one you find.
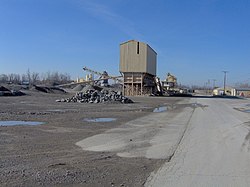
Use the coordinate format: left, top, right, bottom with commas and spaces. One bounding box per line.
56, 40, 192, 97
161, 73, 177, 95
161, 73, 192, 96
57, 66, 122, 88
57, 65, 191, 97
154, 77, 163, 96
82, 66, 122, 86
83, 67, 109, 86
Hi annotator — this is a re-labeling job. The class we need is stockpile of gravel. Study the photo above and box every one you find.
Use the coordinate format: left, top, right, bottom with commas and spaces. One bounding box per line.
0, 86, 25, 96
72, 84, 84, 92
56, 89, 133, 104
81, 85, 95, 93
31, 85, 66, 94
0, 86, 11, 96
0, 86, 10, 92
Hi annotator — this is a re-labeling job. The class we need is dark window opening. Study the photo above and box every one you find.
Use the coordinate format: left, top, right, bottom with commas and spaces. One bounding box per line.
137, 42, 139, 54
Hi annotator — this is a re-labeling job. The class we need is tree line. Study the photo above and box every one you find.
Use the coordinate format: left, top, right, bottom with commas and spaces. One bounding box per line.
0, 69, 72, 86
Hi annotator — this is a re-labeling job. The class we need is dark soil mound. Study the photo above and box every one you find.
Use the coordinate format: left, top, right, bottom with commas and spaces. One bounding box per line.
31, 85, 66, 94
50, 87, 67, 94
0, 86, 12, 96
0, 86, 10, 92
12, 90, 26, 96
73, 84, 84, 91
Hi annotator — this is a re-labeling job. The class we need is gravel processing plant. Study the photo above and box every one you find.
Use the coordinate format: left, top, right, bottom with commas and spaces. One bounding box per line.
1, 40, 250, 187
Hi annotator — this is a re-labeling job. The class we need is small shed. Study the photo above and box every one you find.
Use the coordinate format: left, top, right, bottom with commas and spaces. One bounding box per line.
235, 88, 250, 98
212, 87, 236, 96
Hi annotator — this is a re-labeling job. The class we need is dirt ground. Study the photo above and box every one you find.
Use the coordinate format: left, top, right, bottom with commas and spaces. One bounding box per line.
0, 90, 184, 187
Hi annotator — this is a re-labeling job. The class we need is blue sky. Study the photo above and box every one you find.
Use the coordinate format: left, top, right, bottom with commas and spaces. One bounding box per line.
0, 0, 249, 86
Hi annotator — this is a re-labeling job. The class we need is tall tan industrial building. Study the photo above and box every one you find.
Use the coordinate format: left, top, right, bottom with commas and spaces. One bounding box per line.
120, 40, 157, 96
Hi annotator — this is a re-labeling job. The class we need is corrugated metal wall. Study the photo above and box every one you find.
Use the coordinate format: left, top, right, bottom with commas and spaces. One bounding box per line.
146, 45, 157, 76
119, 40, 157, 76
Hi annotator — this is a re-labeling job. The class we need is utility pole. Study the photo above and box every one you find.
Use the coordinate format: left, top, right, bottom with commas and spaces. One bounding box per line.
222, 71, 228, 95
212, 79, 216, 89
207, 79, 210, 94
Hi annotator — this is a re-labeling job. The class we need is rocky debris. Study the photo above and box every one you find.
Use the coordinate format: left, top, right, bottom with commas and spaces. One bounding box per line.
31, 85, 66, 94
11, 90, 26, 96
0, 86, 10, 92
72, 84, 84, 92
81, 85, 102, 93
56, 89, 133, 104
0, 86, 12, 96
0, 86, 25, 96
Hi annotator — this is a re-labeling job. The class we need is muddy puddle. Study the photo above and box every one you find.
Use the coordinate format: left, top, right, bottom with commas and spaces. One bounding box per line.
20, 101, 32, 104
234, 107, 250, 113
0, 121, 45, 126
47, 109, 66, 112
83, 118, 117, 122
153, 106, 167, 113
47, 109, 77, 112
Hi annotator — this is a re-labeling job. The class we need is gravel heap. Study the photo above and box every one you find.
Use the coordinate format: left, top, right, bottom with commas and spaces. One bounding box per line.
72, 84, 84, 91
0, 86, 10, 92
0, 86, 25, 96
31, 85, 66, 94
56, 89, 133, 104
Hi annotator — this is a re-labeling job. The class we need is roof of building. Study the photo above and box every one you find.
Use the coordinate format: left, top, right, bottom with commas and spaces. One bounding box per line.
235, 88, 250, 91
120, 40, 157, 54
213, 86, 235, 91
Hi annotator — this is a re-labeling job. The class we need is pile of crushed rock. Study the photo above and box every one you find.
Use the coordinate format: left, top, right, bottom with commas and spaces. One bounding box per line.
56, 85, 133, 104
0, 86, 25, 96
31, 85, 66, 94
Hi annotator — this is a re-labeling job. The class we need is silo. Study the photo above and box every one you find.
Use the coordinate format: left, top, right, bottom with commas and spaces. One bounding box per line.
119, 40, 157, 96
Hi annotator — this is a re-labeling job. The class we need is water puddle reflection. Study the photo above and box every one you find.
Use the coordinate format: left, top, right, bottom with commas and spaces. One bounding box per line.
153, 106, 167, 113
47, 109, 65, 112
84, 118, 117, 122
0, 121, 45, 126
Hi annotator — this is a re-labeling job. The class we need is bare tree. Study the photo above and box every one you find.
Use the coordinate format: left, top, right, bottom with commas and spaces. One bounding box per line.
0, 70, 71, 86
59, 73, 71, 84
8, 73, 15, 83
13, 74, 21, 84
21, 74, 27, 83
26, 69, 32, 86
45, 71, 52, 84
31, 72, 40, 84
52, 72, 60, 85
235, 82, 250, 88
0, 74, 8, 83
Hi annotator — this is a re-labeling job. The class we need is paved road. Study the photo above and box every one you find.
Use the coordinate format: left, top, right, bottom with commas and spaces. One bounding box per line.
146, 98, 250, 187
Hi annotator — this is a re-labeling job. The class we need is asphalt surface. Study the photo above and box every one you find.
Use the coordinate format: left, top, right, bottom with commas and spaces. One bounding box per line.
146, 97, 250, 187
